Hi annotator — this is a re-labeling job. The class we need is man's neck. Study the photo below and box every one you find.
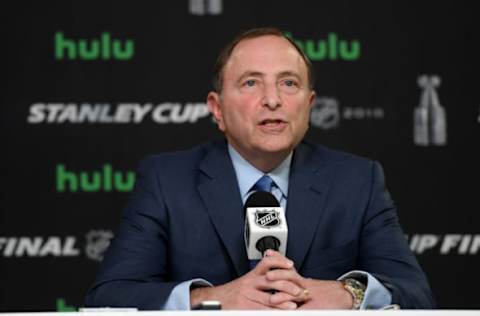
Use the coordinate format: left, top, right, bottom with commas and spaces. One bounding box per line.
228, 143, 293, 173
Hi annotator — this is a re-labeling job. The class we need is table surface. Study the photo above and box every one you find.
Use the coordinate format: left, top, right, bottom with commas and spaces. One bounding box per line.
2, 310, 480, 316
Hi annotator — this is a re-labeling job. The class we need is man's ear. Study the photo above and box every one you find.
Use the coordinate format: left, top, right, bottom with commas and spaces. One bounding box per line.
207, 91, 225, 131
308, 90, 317, 108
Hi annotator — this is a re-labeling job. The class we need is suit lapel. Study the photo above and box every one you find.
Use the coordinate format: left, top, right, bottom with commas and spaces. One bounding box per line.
286, 142, 331, 270
197, 141, 249, 277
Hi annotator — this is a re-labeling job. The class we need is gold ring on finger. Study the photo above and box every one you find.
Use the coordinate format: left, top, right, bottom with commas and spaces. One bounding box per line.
302, 289, 310, 301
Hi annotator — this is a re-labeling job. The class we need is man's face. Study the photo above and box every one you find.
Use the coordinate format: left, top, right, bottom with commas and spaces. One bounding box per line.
208, 35, 316, 163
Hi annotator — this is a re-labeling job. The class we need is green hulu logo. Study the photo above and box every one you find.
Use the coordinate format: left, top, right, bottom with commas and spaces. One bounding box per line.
55, 32, 134, 60
56, 164, 135, 192
56, 298, 76, 312
285, 32, 360, 61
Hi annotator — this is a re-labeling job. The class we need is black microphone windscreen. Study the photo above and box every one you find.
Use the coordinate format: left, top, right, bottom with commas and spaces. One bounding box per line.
244, 191, 280, 208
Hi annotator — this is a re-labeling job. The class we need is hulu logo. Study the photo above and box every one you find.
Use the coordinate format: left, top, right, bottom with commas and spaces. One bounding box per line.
56, 298, 76, 312
285, 32, 360, 61
56, 164, 135, 193
55, 32, 134, 60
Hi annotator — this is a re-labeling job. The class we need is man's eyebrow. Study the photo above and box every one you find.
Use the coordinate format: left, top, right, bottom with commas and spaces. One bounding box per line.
236, 70, 302, 84
236, 71, 264, 83
277, 71, 302, 80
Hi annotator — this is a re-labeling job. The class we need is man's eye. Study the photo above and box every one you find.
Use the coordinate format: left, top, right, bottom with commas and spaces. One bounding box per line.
284, 80, 297, 87
244, 79, 256, 87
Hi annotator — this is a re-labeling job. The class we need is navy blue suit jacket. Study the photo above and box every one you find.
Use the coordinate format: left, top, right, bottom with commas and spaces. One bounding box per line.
85, 140, 435, 309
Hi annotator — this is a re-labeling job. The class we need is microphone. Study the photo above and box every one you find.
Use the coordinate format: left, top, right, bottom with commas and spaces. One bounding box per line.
244, 191, 288, 260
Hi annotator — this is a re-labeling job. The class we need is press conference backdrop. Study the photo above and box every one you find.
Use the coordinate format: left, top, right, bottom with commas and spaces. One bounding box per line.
1, 0, 478, 311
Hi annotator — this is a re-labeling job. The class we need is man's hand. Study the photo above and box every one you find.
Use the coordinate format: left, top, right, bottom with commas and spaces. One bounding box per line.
265, 261, 354, 309
190, 251, 307, 309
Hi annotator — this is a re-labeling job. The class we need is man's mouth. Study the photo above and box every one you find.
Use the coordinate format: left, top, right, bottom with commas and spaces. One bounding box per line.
258, 119, 288, 132
260, 119, 286, 126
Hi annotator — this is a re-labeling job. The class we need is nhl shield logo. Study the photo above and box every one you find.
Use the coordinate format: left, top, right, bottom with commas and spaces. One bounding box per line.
255, 210, 281, 228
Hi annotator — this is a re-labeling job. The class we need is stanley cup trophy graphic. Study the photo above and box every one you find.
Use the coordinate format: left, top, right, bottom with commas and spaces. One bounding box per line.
414, 75, 447, 146
189, 0, 222, 15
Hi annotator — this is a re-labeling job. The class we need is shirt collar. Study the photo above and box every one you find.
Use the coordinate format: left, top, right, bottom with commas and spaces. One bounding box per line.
228, 144, 291, 203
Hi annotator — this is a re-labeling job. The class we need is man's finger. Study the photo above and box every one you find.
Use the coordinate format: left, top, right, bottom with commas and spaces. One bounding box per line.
254, 255, 294, 274
264, 249, 283, 257
272, 300, 298, 310
269, 290, 304, 305
251, 288, 297, 310
245, 289, 275, 307
244, 299, 272, 310
266, 267, 304, 286
259, 279, 303, 297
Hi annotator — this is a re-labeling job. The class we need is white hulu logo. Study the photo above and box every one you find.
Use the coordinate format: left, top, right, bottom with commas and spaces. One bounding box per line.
414, 75, 447, 146
189, 0, 222, 15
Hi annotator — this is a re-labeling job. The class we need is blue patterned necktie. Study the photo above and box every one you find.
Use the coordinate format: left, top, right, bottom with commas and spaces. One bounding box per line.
252, 175, 274, 193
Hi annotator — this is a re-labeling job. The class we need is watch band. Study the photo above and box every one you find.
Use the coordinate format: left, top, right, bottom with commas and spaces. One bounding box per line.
341, 278, 366, 309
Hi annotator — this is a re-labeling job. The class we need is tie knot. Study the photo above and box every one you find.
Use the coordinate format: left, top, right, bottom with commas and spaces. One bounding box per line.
252, 175, 274, 192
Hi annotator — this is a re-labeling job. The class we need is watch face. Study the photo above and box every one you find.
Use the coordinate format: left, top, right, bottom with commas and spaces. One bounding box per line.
348, 279, 366, 292
342, 279, 366, 309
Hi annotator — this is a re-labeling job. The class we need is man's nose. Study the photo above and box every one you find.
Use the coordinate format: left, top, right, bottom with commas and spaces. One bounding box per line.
262, 84, 282, 110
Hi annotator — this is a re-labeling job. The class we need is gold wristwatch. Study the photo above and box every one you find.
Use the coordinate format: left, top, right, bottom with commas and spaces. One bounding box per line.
341, 278, 366, 309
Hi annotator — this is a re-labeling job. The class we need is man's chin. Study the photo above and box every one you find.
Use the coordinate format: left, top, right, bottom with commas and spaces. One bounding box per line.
253, 142, 295, 156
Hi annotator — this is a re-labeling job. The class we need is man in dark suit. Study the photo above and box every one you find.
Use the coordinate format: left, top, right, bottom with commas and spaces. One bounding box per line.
85, 27, 435, 310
